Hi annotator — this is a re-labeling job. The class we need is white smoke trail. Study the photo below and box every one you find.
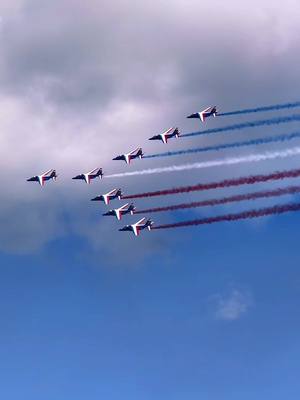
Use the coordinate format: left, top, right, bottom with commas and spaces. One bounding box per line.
106, 147, 300, 178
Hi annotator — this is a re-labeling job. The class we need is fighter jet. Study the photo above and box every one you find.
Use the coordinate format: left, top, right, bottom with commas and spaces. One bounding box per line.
91, 188, 122, 205
27, 169, 58, 186
113, 148, 143, 164
72, 167, 103, 184
148, 127, 180, 144
119, 217, 153, 236
187, 106, 218, 122
103, 203, 135, 221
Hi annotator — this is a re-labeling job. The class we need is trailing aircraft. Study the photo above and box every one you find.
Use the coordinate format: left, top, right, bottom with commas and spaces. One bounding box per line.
103, 203, 135, 220
72, 167, 103, 184
187, 106, 218, 122
119, 217, 153, 236
91, 188, 122, 205
27, 169, 57, 186
113, 148, 143, 164
149, 127, 180, 144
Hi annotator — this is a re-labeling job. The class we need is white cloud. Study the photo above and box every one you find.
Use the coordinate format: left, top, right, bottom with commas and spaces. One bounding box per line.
214, 289, 253, 321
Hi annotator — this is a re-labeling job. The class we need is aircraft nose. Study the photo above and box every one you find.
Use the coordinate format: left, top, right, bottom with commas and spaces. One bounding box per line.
187, 113, 197, 119
91, 196, 101, 201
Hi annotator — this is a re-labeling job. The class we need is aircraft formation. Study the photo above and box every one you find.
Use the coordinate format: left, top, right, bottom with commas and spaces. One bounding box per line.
27, 102, 300, 236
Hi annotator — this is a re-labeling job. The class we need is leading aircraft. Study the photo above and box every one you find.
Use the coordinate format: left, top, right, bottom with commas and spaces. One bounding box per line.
187, 106, 218, 122
27, 169, 58, 186
119, 217, 153, 236
113, 148, 143, 164
72, 167, 103, 184
148, 127, 180, 144
91, 188, 122, 205
103, 203, 135, 221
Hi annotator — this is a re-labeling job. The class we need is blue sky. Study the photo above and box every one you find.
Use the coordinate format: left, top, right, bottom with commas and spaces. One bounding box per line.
0, 0, 300, 398
1, 214, 300, 399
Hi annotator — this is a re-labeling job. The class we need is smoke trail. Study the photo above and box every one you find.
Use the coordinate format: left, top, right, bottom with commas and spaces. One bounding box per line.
106, 146, 300, 179
153, 202, 300, 230
134, 186, 300, 214
144, 131, 300, 159
122, 167, 300, 200
218, 101, 300, 117
181, 114, 300, 138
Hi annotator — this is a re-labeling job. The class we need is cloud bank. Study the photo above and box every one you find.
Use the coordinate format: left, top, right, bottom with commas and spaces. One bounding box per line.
0, 0, 299, 257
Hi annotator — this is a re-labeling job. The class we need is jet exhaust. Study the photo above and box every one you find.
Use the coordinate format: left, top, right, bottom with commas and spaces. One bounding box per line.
134, 185, 300, 214
181, 114, 300, 138
122, 167, 300, 199
218, 101, 300, 117
152, 202, 300, 230
106, 146, 300, 179
143, 131, 300, 159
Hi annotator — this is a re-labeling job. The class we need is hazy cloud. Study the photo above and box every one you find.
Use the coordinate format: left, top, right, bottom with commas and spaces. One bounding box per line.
214, 288, 253, 321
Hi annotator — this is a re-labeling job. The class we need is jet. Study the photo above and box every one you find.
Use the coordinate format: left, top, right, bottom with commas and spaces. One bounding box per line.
27, 169, 58, 186
113, 147, 143, 164
103, 203, 136, 221
187, 106, 218, 122
91, 188, 122, 205
149, 127, 180, 144
72, 167, 103, 184
119, 217, 153, 236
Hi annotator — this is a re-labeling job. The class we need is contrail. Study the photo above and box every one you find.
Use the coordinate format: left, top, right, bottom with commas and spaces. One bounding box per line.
122, 167, 300, 200
144, 131, 300, 159
181, 114, 300, 138
134, 185, 300, 214
106, 146, 300, 179
152, 202, 300, 230
218, 101, 300, 117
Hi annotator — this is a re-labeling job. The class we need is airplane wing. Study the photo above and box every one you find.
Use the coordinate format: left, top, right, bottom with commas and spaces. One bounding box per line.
107, 188, 117, 196
119, 203, 129, 211
119, 218, 147, 235
88, 167, 97, 174
130, 218, 146, 236
124, 154, 131, 164
42, 169, 54, 177
132, 225, 140, 236
111, 204, 130, 221
89, 167, 103, 177
129, 148, 140, 155
199, 108, 210, 121
164, 127, 175, 135
135, 217, 146, 226
103, 194, 110, 205
162, 127, 179, 143
115, 209, 122, 220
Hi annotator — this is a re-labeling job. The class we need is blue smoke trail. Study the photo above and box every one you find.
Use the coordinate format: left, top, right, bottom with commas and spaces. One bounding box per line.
144, 131, 300, 159
182, 114, 300, 138
218, 101, 300, 117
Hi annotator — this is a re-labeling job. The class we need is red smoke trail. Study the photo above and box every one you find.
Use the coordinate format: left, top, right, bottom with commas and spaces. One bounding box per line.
152, 202, 300, 230
134, 186, 300, 214
122, 168, 300, 200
